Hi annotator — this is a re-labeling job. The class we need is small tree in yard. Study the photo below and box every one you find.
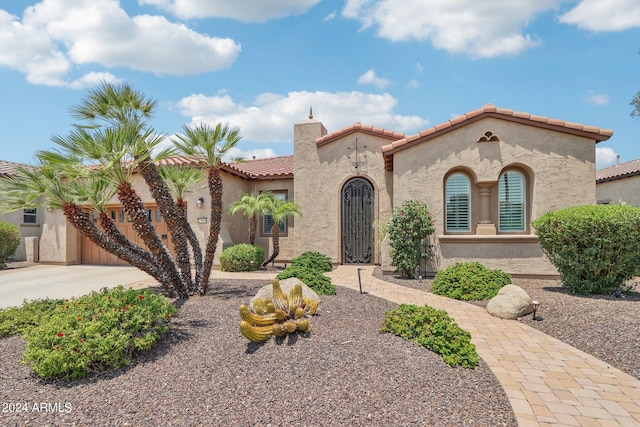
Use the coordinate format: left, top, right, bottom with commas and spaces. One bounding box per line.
230, 191, 273, 245
387, 200, 435, 278
261, 196, 301, 267
0, 221, 20, 269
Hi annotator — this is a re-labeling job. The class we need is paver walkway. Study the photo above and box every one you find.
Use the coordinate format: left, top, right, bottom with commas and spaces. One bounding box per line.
324, 265, 640, 427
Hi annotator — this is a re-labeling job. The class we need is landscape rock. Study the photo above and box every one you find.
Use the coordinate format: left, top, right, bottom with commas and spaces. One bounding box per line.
486, 284, 533, 320
250, 277, 320, 311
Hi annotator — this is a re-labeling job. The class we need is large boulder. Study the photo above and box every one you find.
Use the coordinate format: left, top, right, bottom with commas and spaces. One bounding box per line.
250, 277, 320, 311
486, 284, 533, 320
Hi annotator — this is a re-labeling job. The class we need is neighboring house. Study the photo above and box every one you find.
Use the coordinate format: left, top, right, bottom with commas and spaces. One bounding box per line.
0, 160, 44, 261
30, 104, 613, 277
596, 159, 640, 206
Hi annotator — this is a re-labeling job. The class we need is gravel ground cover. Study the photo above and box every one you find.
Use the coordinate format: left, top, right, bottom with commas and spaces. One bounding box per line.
372, 268, 640, 380
0, 278, 516, 427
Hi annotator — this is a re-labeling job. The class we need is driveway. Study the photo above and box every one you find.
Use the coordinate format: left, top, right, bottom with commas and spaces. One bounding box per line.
0, 265, 156, 309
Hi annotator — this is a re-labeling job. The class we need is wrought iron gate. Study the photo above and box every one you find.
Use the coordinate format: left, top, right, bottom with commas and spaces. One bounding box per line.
341, 178, 374, 264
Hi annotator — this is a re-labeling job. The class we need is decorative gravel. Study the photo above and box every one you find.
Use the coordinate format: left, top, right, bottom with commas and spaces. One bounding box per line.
373, 268, 640, 380
0, 279, 516, 426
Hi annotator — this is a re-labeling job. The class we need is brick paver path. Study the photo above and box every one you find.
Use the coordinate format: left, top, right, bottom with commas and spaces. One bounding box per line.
323, 265, 640, 427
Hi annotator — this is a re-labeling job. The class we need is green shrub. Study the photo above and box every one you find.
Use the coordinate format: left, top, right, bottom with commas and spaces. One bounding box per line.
380, 304, 478, 368
290, 251, 333, 273
532, 205, 640, 294
387, 200, 435, 278
21, 286, 176, 379
0, 298, 62, 338
276, 265, 336, 295
0, 221, 20, 269
219, 244, 264, 272
432, 262, 511, 301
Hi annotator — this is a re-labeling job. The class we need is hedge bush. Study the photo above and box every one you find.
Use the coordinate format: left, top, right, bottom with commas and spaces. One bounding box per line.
380, 304, 478, 368
19, 286, 176, 379
387, 200, 435, 278
0, 221, 20, 269
532, 204, 640, 294
290, 250, 333, 273
432, 262, 511, 301
219, 244, 264, 272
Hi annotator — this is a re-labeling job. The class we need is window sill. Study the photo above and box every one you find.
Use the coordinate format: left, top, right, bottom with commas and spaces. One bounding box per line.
20, 223, 41, 228
438, 234, 539, 244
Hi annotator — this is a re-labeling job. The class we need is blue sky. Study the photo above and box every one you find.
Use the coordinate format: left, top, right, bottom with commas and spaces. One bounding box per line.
1, 0, 639, 170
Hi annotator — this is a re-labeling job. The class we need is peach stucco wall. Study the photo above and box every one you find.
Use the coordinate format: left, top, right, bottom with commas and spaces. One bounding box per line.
596, 175, 640, 206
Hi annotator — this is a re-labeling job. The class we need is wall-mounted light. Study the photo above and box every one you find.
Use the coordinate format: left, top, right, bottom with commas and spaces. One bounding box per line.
196, 197, 204, 208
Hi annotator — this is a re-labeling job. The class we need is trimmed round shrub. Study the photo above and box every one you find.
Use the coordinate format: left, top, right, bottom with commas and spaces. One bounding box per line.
276, 265, 336, 295
380, 304, 478, 368
532, 205, 640, 294
0, 221, 20, 269
291, 250, 333, 273
219, 244, 264, 272
432, 262, 511, 301
21, 286, 176, 379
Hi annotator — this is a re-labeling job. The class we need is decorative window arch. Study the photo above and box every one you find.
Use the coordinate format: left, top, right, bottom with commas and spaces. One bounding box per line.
498, 170, 525, 232
445, 173, 471, 232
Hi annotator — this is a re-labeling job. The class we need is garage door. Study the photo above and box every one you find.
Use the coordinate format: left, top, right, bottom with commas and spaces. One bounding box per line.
81, 206, 174, 265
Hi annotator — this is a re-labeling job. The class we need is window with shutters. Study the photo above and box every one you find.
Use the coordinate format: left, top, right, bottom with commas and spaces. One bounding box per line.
445, 173, 471, 232
498, 170, 525, 232
262, 191, 287, 236
23, 208, 38, 224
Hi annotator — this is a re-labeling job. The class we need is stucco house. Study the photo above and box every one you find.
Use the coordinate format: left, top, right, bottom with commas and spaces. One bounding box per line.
0, 160, 44, 261
15, 104, 614, 277
596, 158, 640, 206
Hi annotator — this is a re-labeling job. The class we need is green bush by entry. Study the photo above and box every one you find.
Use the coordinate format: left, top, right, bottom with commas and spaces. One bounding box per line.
432, 262, 511, 301
0, 221, 20, 269
532, 204, 640, 295
10, 286, 177, 379
290, 251, 333, 273
380, 304, 478, 368
219, 244, 264, 272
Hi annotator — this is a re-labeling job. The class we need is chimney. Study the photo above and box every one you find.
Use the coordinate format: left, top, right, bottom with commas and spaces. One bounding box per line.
617, 154, 620, 165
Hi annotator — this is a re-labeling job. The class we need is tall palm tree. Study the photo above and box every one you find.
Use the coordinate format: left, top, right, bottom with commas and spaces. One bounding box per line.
172, 123, 243, 294
261, 198, 302, 267
229, 191, 273, 245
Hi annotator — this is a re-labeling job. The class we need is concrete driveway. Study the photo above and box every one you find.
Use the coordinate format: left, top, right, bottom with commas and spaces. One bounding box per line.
0, 265, 157, 309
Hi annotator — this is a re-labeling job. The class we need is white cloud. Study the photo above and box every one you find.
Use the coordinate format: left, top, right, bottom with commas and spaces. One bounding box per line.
559, 0, 640, 31
324, 10, 338, 22
175, 90, 430, 142
342, 0, 561, 58
225, 147, 278, 161
357, 69, 391, 89
406, 79, 420, 89
140, 0, 321, 22
0, 0, 240, 87
586, 91, 610, 106
596, 146, 619, 169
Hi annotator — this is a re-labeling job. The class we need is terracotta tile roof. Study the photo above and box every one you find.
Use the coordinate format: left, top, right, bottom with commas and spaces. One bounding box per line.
381, 104, 614, 171
226, 155, 293, 180
0, 160, 29, 177
316, 122, 405, 147
596, 159, 640, 183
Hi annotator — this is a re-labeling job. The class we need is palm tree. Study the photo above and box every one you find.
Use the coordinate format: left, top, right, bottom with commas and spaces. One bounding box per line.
229, 191, 273, 245
172, 122, 243, 294
261, 198, 301, 267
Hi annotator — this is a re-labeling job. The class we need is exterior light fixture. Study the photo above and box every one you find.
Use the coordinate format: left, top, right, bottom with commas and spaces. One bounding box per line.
357, 267, 364, 294
196, 197, 204, 208
531, 300, 540, 320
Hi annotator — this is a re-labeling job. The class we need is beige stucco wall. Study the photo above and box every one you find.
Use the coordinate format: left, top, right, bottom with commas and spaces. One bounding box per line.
293, 120, 394, 264
596, 175, 640, 206
39, 209, 79, 265
390, 117, 597, 276
0, 209, 44, 261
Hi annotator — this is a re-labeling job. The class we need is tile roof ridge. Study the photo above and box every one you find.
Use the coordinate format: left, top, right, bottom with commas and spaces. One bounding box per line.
316, 122, 406, 146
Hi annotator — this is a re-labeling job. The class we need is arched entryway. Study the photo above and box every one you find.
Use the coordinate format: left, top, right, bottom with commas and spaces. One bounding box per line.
341, 177, 374, 264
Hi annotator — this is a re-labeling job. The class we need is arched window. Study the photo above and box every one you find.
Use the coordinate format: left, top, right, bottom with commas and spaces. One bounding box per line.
498, 170, 525, 231
445, 173, 471, 232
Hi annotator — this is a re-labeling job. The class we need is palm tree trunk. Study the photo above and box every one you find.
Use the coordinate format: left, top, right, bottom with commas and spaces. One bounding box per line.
117, 182, 188, 298
249, 214, 257, 245
136, 158, 201, 293
199, 168, 223, 294
261, 224, 280, 267
63, 203, 171, 295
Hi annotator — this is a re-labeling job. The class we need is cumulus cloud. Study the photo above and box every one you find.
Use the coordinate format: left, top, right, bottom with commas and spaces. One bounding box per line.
596, 146, 619, 169
586, 91, 610, 106
140, 0, 320, 22
0, 0, 240, 87
175, 90, 430, 142
342, 0, 562, 58
559, 0, 640, 31
357, 69, 391, 89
